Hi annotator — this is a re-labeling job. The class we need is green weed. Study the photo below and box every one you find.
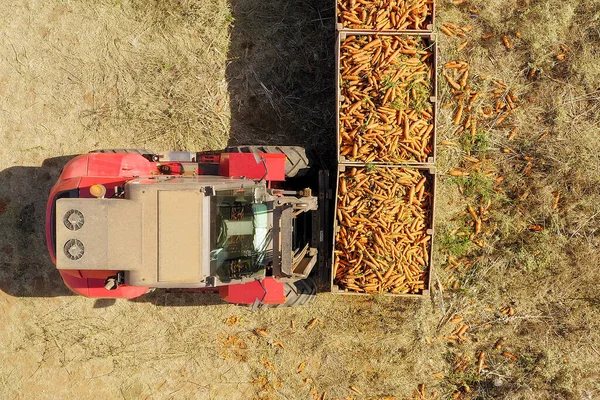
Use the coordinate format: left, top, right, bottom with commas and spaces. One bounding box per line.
365, 163, 376, 172
408, 81, 431, 113
449, 173, 495, 202
440, 232, 472, 258
460, 129, 491, 154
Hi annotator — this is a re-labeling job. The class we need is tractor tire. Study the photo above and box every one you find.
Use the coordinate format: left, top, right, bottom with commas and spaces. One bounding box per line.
225, 145, 311, 178
90, 149, 155, 155
252, 278, 317, 309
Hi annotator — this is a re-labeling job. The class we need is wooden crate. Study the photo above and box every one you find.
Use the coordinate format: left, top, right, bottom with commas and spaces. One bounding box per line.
331, 164, 436, 297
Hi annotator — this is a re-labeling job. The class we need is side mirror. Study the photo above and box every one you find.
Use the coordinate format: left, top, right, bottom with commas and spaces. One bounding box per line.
252, 152, 269, 181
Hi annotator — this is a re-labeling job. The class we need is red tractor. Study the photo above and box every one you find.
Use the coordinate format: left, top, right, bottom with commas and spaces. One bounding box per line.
45, 148, 331, 307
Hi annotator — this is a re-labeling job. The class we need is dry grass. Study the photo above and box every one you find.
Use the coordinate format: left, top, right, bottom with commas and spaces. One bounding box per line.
1, 0, 599, 399
435, 0, 600, 398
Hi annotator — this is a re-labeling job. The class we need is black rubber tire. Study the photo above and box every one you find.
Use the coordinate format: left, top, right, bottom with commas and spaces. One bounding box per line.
225, 145, 311, 178
253, 278, 317, 309
90, 149, 155, 155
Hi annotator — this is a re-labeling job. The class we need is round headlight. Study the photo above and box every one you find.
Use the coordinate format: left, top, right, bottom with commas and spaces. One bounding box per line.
90, 184, 107, 198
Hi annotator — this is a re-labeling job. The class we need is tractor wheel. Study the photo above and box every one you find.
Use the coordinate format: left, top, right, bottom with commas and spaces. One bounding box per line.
90, 149, 155, 155
225, 145, 311, 178
252, 278, 317, 309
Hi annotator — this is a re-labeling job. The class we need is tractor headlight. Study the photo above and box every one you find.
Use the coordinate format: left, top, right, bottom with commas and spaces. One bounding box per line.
89, 184, 107, 198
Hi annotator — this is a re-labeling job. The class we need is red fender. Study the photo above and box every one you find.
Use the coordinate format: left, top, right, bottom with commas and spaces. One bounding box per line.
60, 270, 149, 299
219, 277, 286, 305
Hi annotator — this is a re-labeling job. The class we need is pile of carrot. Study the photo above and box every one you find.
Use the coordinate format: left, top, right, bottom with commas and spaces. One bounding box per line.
338, 0, 434, 30
438, 59, 524, 290
440, 23, 472, 38
339, 35, 434, 163
333, 166, 432, 294
442, 60, 520, 137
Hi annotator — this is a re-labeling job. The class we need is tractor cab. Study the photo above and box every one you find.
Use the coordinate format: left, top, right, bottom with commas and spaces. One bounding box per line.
54, 174, 318, 293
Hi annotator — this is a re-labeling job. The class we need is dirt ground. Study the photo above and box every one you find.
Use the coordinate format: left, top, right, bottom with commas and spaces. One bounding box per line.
0, 0, 599, 399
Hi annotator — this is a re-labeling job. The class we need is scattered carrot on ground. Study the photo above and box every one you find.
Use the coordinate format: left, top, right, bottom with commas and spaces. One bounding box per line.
350, 385, 363, 395
297, 360, 307, 374
272, 341, 285, 349
477, 351, 486, 374
441, 23, 472, 38
225, 315, 240, 326
306, 317, 319, 330
254, 328, 268, 337
552, 191, 560, 209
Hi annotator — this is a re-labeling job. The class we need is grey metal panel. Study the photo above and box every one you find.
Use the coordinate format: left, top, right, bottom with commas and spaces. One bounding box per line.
55, 198, 142, 271
125, 181, 208, 287
280, 206, 293, 276
157, 190, 203, 283
271, 205, 282, 277
107, 202, 142, 271
202, 196, 211, 278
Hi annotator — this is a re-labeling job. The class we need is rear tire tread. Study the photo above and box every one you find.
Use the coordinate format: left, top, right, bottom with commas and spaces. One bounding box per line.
252, 278, 317, 309
90, 149, 154, 155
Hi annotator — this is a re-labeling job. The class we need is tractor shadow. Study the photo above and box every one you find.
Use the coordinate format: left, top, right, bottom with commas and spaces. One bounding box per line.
129, 290, 227, 307
0, 156, 75, 297
226, 0, 337, 169
0, 156, 230, 305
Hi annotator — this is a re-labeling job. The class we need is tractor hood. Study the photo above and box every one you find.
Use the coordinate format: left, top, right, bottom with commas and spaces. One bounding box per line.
55, 180, 218, 288
56, 197, 145, 271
